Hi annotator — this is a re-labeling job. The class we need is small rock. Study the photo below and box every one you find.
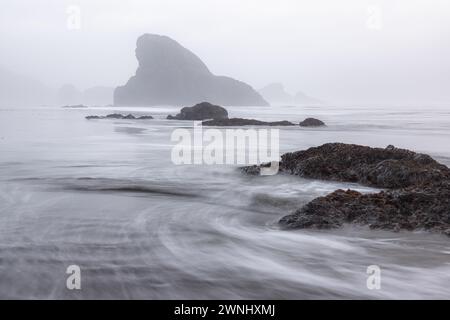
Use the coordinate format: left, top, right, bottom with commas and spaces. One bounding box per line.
299, 118, 325, 127
167, 102, 228, 120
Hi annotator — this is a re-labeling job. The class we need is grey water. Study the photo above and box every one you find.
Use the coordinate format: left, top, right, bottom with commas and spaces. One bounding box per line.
0, 105, 449, 299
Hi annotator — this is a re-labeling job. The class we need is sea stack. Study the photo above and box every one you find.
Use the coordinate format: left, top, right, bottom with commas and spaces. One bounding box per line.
114, 34, 268, 107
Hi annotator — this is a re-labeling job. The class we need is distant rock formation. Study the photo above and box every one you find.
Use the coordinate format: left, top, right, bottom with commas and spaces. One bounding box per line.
167, 102, 228, 120
258, 83, 323, 106
258, 83, 293, 105
202, 118, 294, 126
299, 118, 325, 127
86, 113, 153, 120
294, 90, 323, 106
83, 86, 114, 106
0, 66, 54, 107
0, 66, 114, 108
62, 104, 88, 109
114, 34, 268, 106
58, 84, 114, 106
57, 84, 83, 106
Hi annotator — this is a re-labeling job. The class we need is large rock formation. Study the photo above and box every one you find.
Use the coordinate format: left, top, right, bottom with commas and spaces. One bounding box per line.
114, 34, 268, 106
242, 143, 450, 235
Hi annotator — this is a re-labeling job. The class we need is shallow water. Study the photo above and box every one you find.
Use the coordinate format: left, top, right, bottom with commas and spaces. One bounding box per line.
0, 105, 449, 299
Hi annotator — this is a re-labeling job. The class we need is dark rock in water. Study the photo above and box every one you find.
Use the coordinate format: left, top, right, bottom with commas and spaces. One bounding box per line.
242, 143, 450, 235
279, 184, 450, 234
244, 143, 449, 188
137, 115, 154, 120
299, 118, 325, 127
106, 113, 129, 119
167, 102, 228, 120
202, 118, 295, 126
85, 113, 153, 120
114, 34, 268, 106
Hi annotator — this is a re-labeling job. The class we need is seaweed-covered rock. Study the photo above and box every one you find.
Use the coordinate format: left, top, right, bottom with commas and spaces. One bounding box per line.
279, 183, 450, 234
242, 143, 450, 235
243, 143, 449, 188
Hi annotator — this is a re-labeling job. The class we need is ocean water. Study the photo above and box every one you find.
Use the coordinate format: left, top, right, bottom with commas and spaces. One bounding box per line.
0, 105, 449, 299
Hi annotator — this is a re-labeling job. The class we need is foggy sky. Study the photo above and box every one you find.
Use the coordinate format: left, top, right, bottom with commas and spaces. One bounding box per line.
1, 0, 450, 106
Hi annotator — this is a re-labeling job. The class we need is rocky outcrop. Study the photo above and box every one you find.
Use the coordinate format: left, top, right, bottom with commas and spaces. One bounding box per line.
299, 118, 325, 127
58, 84, 114, 106
114, 34, 268, 106
242, 143, 450, 235
274, 143, 449, 188
258, 83, 323, 106
279, 184, 450, 235
258, 83, 294, 105
86, 113, 153, 120
202, 118, 295, 126
167, 102, 228, 120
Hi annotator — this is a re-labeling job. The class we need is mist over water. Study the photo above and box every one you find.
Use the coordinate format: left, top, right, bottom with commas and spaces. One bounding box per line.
0, 105, 449, 299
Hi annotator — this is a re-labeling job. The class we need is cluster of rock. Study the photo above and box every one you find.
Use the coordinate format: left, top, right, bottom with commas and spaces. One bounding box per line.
166, 102, 320, 127
86, 113, 153, 120
84, 102, 326, 128
243, 143, 450, 235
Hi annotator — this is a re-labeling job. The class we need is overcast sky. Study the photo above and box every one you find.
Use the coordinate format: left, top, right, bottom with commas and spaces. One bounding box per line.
1, 0, 450, 105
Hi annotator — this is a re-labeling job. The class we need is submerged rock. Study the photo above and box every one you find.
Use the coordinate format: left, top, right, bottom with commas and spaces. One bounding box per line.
202, 118, 295, 126
167, 102, 228, 120
299, 118, 325, 127
85, 113, 153, 120
242, 143, 450, 235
